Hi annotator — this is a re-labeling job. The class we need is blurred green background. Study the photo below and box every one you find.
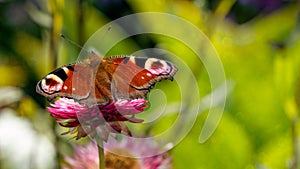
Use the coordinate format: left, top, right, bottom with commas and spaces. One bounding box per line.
1, 0, 300, 169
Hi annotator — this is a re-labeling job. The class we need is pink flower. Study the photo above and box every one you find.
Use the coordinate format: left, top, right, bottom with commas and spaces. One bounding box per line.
62, 137, 172, 169
47, 97, 149, 140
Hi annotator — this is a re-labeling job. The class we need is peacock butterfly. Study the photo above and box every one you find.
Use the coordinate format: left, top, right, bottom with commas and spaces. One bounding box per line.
36, 54, 177, 106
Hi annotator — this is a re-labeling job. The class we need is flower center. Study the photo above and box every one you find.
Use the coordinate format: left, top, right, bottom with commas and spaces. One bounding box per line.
105, 148, 140, 169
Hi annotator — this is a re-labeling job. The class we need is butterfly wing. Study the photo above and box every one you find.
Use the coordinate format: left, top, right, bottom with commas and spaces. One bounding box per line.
36, 55, 100, 102
100, 56, 177, 101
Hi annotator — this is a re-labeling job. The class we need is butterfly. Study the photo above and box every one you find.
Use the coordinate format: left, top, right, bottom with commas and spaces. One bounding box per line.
36, 54, 177, 106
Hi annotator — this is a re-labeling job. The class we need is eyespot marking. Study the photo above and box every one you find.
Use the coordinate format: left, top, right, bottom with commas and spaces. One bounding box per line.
40, 74, 64, 94
145, 58, 171, 75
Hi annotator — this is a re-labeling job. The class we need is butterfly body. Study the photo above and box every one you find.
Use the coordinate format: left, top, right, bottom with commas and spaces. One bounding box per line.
36, 55, 177, 106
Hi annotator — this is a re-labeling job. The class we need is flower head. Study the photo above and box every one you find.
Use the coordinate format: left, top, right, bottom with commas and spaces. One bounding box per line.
47, 97, 149, 140
62, 137, 172, 169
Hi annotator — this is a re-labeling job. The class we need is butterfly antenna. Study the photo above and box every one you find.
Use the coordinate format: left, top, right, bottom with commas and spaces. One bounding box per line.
89, 25, 112, 55
60, 34, 90, 55
61, 26, 112, 56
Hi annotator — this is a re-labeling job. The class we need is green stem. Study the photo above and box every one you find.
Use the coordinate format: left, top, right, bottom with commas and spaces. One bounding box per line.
77, 0, 85, 47
291, 117, 298, 169
98, 141, 105, 169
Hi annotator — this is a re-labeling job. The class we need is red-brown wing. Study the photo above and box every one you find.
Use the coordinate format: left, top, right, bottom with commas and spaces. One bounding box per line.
36, 64, 94, 101
36, 54, 102, 104
100, 56, 177, 101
